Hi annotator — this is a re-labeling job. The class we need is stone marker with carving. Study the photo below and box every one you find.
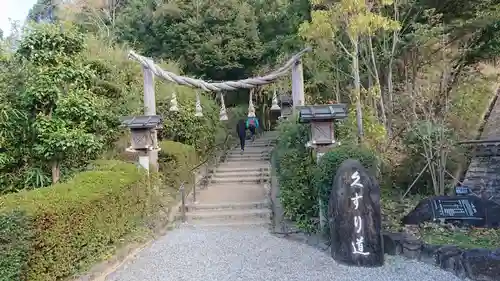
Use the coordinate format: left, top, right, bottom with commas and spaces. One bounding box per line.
402, 195, 500, 228
328, 159, 384, 267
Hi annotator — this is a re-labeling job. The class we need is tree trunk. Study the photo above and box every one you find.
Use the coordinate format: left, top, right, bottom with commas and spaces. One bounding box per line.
51, 160, 60, 184
386, 0, 400, 138
353, 38, 364, 144
335, 68, 341, 102
368, 37, 387, 131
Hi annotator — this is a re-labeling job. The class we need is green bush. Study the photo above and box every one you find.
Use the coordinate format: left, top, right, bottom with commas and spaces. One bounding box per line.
157, 84, 220, 157
272, 119, 379, 232
159, 140, 198, 189
0, 161, 164, 281
0, 211, 31, 281
314, 145, 378, 218
272, 120, 317, 231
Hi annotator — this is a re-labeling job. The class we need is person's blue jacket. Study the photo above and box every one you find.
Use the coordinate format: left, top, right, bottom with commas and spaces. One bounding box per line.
246, 117, 259, 129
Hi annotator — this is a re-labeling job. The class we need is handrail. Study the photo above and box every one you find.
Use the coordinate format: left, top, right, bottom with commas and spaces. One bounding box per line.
189, 134, 230, 172
179, 133, 233, 222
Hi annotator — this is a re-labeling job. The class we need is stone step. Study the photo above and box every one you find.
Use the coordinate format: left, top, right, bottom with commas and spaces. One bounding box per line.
223, 158, 269, 163
182, 219, 270, 228
190, 183, 267, 204
185, 208, 271, 221
246, 141, 275, 145
211, 166, 270, 173
211, 170, 270, 178
184, 201, 269, 211
227, 150, 269, 155
210, 176, 269, 184
229, 146, 271, 152
244, 143, 274, 148
226, 154, 270, 160
216, 162, 270, 170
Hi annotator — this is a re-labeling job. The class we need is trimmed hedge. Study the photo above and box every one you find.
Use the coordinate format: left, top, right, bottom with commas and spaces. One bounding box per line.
0, 139, 197, 281
272, 120, 379, 232
159, 140, 198, 189
0, 211, 31, 281
272, 120, 317, 231
0, 161, 154, 281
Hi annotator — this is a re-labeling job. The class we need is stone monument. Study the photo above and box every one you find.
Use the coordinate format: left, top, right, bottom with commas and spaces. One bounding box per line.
328, 159, 384, 267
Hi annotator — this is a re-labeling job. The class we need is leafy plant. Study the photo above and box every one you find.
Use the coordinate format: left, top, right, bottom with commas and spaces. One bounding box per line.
157, 84, 220, 157
314, 145, 379, 219
273, 120, 317, 231
0, 161, 158, 281
0, 211, 32, 281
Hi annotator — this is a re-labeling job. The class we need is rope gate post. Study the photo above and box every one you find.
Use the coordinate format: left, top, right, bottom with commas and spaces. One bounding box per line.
128, 47, 310, 119
128, 47, 310, 220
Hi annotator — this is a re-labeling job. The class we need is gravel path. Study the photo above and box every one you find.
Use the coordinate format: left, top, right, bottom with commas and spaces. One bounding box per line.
105, 226, 467, 281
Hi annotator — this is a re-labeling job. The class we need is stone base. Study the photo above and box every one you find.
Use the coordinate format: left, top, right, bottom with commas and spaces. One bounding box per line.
383, 232, 500, 281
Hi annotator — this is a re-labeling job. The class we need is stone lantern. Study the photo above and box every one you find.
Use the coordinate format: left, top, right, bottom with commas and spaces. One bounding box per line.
277, 95, 293, 121
297, 104, 348, 156
120, 115, 163, 172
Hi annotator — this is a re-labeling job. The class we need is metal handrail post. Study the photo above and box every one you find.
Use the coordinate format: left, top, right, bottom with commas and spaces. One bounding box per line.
192, 171, 197, 203
180, 183, 186, 222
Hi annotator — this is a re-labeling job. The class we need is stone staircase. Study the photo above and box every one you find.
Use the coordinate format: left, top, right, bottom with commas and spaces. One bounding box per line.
181, 131, 278, 227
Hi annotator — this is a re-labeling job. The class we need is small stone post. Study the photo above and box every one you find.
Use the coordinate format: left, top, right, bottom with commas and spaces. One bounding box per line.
138, 152, 150, 174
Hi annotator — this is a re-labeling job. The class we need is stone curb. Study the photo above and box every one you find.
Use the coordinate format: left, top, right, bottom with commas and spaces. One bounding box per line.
382, 232, 500, 281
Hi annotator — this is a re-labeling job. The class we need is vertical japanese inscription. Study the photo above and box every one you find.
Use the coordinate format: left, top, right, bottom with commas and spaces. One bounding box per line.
350, 171, 370, 256
329, 159, 383, 267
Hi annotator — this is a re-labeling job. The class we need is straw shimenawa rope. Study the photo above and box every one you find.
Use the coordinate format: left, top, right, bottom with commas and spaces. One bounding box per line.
128, 47, 311, 92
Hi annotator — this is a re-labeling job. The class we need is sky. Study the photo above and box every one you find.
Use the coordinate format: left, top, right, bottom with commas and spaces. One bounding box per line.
0, 0, 38, 37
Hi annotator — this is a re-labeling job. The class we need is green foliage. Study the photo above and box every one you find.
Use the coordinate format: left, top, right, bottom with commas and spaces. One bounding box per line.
83, 35, 144, 115
27, 0, 58, 23
336, 105, 387, 150
157, 85, 220, 156
420, 223, 500, 249
0, 24, 132, 193
0, 161, 165, 281
115, 0, 264, 81
273, 117, 380, 232
272, 120, 316, 231
396, 120, 460, 195
0, 211, 31, 281
158, 140, 198, 188
314, 145, 378, 217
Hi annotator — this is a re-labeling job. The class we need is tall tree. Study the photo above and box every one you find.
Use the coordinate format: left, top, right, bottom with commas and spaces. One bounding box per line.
114, 0, 264, 81
300, 0, 399, 143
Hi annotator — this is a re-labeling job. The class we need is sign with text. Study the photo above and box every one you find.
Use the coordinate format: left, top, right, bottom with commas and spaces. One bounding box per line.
328, 159, 384, 267
431, 197, 485, 222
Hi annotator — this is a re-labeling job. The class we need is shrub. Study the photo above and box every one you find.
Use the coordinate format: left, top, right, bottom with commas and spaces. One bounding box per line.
159, 140, 198, 189
0, 160, 166, 281
272, 120, 317, 231
0, 211, 31, 281
314, 145, 378, 218
156, 83, 220, 157
273, 118, 380, 232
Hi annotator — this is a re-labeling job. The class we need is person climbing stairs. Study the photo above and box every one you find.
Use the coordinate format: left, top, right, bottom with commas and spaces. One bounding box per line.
180, 130, 278, 227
